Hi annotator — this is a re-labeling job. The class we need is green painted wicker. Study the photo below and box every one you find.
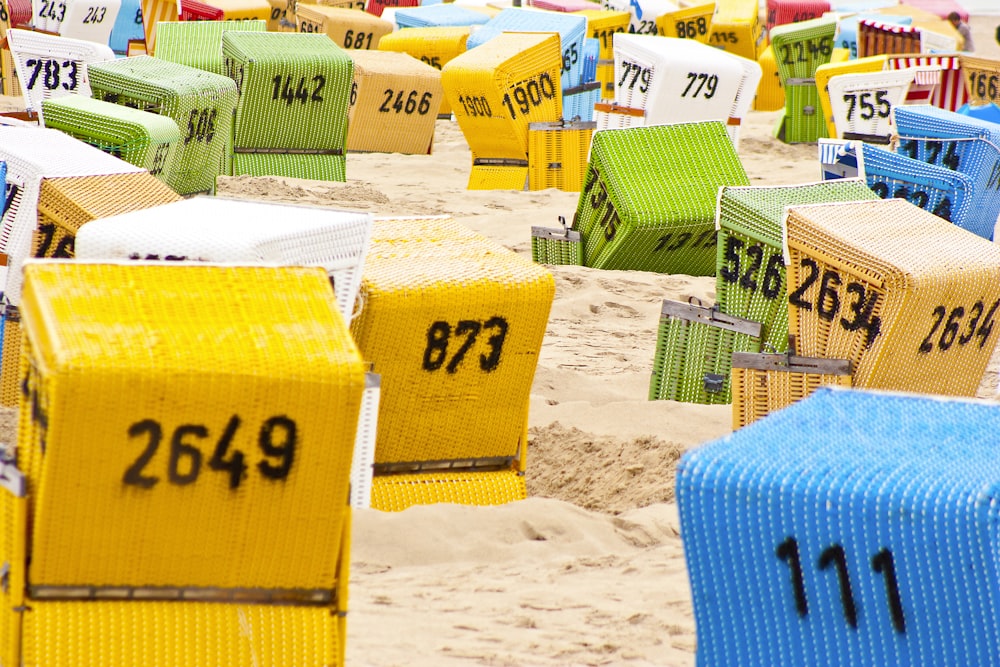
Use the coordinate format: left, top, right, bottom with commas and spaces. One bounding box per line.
531, 222, 583, 265
648, 298, 762, 404
231, 152, 346, 181
154, 19, 267, 76
41, 94, 182, 186
573, 121, 749, 275
87, 56, 238, 195
715, 179, 879, 353
222, 32, 353, 180
770, 17, 837, 143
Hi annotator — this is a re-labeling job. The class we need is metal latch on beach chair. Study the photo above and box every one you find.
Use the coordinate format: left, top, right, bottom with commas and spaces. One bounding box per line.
786, 77, 817, 115
731, 350, 852, 376
531, 215, 584, 266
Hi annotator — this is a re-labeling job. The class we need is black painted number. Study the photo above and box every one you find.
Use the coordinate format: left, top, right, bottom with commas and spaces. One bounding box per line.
458, 94, 491, 117
918, 298, 998, 353
379, 89, 433, 115
184, 108, 217, 145
83, 5, 106, 22
562, 43, 578, 74
582, 166, 619, 241
675, 17, 707, 38
682, 72, 718, 99
149, 142, 170, 176
777, 537, 905, 634
842, 90, 891, 121
421, 55, 441, 69
618, 60, 652, 94
123, 414, 298, 490
39, 0, 66, 21
971, 72, 999, 99
422, 316, 509, 373
779, 37, 832, 65
653, 229, 716, 253
24, 58, 78, 91
34, 222, 74, 258
788, 258, 881, 347
595, 26, 624, 49
343, 29, 372, 49
271, 74, 325, 105
502, 72, 556, 120
719, 236, 783, 300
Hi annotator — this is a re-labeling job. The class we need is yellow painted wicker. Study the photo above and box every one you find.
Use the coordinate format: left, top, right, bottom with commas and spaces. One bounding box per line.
351, 216, 554, 510
201, 0, 271, 19
14, 261, 361, 666
960, 55, 1000, 107
0, 173, 181, 407
267, 0, 296, 31
441, 31, 563, 190
347, 50, 443, 154
527, 120, 595, 192
0, 308, 19, 406
656, 3, 714, 44
140, 0, 178, 54
295, 4, 393, 51
709, 0, 761, 62
574, 9, 629, 101
0, 1, 19, 97
814, 55, 888, 141
378, 26, 471, 117
785, 198, 1000, 396
730, 351, 852, 429
753, 44, 784, 111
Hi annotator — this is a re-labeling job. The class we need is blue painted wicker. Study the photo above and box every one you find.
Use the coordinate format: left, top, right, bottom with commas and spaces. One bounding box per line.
393, 4, 489, 28
562, 82, 599, 122
109, 0, 145, 55
679, 386, 1000, 666
892, 104, 1000, 241
466, 8, 587, 91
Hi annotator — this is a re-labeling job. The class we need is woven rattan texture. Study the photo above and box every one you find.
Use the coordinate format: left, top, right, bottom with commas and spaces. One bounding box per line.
0, 455, 25, 667
573, 122, 748, 274
826, 69, 915, 142
21, 600, 339, 667
393, 4, 488, 28
857, 141, 975, 230
33, 173, 182, 262
200, 0, 270, 18
378, 26, 470, 116
531, 231, 583, 265
0, 311, 19, 406
465, 8, 587, 90
295, 5, 392, 50
752, 45, 784, 112
109, 0, 145, 55
351, 216, 554, 465
730, 363, 851, 429
892, 104, 1000, 241
442, 32, 562, 189
19, 262, 364, 590
527, 121, 593, 192
707, 0, 760, 61
371, 469, 527, 511
41, 94, 182, 183
678, 387, 1000, 666
87, 56, 238, 195
155, 19, 267, 76
785, 198, 1000, 395
346, 50, 442, 154
771, 17, 837, 143
716, 180, 878, 353
223, 31, 353, 179
648, 305, 761, 404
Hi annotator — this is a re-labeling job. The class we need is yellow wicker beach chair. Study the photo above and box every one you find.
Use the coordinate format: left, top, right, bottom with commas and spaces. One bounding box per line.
441, 31, 562, 190
296, 4, 393, 50
753, 43, 784, 112
785, 198, 1000, 395
574, 8, 629, 100
709, 0, 762, 62
656, 3, 714, 44
527, 119, 594, 192
4, 261, 364, 667
378, 26, 471, 117
730, 350, 851, 428
347, 50, 443, 154
351, 216, 554, 511
961, 55, 1000, 107
200, 0, 270, 19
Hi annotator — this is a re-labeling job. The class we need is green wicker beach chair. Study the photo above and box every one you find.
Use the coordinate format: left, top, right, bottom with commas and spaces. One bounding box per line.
715, 179, 879, 352
41, 94, 182, 186
222, 31, 354, 181
87, 55, 238, 195
648, 297, 762, 404
770, 16, 837, 143
531, 217, 583, 265
572, 121, 749, 275
154, 19, 266, 76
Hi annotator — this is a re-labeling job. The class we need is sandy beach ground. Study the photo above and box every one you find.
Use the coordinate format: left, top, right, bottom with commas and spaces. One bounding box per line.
3, 12, 1000, 667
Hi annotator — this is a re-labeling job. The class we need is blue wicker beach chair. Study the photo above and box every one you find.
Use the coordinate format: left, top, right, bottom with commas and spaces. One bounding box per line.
679, 386, 1000, 666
